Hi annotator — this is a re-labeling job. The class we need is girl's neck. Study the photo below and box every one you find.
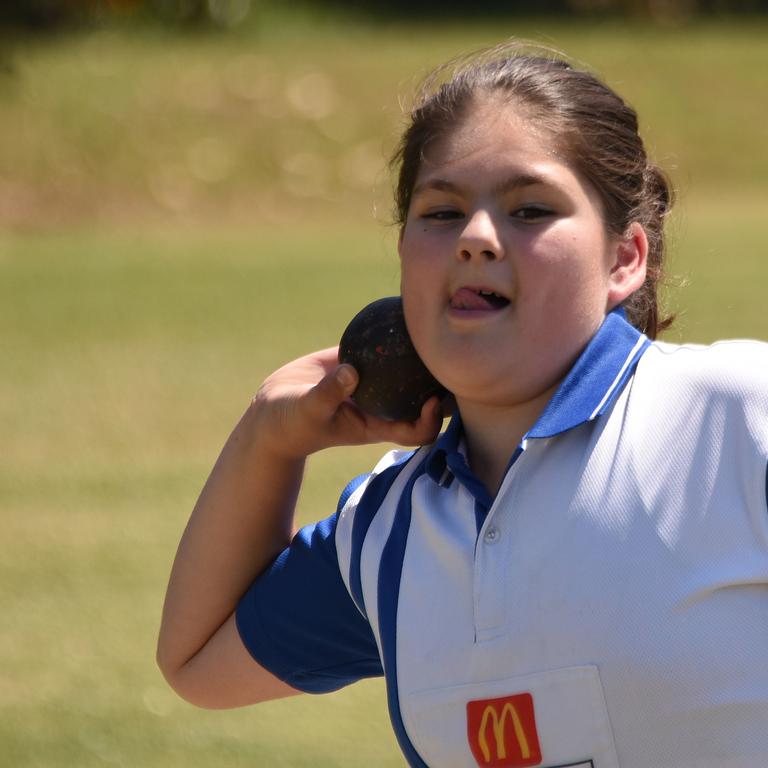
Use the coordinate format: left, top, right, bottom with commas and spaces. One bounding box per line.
457, 383, 559, 497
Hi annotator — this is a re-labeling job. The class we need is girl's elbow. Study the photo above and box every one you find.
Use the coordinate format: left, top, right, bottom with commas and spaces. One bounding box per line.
155, 646, 214, 709
156, 658, 230, 710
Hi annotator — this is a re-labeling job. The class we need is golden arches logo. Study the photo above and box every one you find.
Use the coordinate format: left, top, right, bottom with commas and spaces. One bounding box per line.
478, 703, 531, 762
466, 693, 542, 767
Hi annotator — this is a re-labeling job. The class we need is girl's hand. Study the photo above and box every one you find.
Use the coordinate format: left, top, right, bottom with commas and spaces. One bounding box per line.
250, 347, 444, 460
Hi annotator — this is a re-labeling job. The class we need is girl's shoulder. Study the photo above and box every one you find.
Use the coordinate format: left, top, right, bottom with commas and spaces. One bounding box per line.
336, 446, 425, 512
640, 338, 768, 401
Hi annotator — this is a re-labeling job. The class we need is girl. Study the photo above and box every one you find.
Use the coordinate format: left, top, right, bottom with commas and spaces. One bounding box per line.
158, 42, 768, 768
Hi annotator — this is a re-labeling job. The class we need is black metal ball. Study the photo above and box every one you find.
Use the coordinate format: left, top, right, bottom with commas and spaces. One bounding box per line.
338, 296, 446, 421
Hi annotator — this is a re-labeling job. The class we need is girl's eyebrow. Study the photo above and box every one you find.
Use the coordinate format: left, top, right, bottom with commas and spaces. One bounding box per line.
411, 178, 462, 197
412, 172, 555, 198
492, 173, 552, 195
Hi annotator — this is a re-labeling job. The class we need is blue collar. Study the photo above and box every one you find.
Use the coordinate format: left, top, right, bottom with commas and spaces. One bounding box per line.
425, 307, 650, 486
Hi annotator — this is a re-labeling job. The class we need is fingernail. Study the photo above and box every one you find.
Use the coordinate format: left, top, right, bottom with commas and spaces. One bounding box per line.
336, 365, 355, 388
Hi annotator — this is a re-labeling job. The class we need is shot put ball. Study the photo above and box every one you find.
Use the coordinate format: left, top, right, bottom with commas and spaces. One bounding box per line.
338, 296, 446, 421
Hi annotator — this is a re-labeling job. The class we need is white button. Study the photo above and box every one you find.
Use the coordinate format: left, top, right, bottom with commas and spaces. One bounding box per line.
484, 526, 500, 544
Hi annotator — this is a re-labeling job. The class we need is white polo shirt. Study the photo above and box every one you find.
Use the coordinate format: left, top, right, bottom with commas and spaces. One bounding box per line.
237, 309, 768, 768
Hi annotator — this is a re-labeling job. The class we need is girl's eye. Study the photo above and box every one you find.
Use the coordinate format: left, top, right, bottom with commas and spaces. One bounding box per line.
512, 205, 552, 221
421, 209, 462, 221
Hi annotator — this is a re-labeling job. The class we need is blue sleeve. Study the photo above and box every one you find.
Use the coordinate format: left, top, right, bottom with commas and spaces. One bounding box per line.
235, 504, 383, 694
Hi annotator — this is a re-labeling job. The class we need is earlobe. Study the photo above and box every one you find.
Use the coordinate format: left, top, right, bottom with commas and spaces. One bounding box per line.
607, 222, 648, 309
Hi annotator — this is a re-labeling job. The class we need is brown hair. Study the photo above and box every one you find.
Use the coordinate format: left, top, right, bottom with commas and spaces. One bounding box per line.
391, 42, 674, 338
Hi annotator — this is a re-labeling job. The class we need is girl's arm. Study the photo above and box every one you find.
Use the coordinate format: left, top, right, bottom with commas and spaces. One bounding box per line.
156, 347, 442, 709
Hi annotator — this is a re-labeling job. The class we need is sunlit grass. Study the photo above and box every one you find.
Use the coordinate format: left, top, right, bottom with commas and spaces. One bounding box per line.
0, 224, 405, 767
2, 18, 767, 230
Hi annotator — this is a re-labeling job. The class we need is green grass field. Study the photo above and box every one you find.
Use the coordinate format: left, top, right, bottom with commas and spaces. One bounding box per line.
1, 13, 767, 767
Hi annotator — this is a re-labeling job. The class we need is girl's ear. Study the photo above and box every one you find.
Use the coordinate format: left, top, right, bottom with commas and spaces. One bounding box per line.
607, 222, 648, 310
397, 228, 405, 260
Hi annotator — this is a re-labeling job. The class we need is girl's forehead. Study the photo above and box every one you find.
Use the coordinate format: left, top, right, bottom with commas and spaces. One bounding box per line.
419, 99, 566, 178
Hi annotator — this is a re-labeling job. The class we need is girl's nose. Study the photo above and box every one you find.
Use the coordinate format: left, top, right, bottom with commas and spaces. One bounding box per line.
456, 209, 505, 262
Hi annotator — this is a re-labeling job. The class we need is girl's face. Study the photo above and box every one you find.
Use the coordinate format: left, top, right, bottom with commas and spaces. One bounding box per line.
398, 98, 645, 411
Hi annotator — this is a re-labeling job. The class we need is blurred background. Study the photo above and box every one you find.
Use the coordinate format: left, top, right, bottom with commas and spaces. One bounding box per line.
2, 2, 767, 766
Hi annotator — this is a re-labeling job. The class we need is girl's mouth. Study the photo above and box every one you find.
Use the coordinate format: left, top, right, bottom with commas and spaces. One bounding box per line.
450, 287, 511, 311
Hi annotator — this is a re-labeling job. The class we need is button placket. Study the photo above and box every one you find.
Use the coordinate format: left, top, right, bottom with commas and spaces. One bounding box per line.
473, 456, 526, 642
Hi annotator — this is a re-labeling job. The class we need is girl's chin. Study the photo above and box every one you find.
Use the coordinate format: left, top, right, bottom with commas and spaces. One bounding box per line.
437, 372, 522, 407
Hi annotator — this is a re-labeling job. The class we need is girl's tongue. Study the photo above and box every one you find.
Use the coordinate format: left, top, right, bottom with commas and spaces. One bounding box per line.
450, 287, 508, 311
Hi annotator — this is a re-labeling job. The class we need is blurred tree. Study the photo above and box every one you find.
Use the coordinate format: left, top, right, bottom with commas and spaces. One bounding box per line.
149, 0, 208, 24
565, 0, 768, 23
0, 0, 253, 30
318, 0, 768, 18
0, 0, 765, 31
0, 1, 140, 30
0, 0, 88, 29
150, 0, 252, 27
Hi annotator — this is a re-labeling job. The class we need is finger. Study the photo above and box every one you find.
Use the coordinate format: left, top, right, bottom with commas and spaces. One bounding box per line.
365, 395, 444, 446
397, 396, 444, 443
306, 363, 359, 417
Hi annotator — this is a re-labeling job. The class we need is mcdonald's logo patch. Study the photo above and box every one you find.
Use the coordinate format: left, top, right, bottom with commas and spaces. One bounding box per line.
467, 692, 542, 767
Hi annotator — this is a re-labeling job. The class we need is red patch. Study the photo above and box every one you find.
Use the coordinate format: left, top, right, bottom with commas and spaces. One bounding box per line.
467, 693, 542, 767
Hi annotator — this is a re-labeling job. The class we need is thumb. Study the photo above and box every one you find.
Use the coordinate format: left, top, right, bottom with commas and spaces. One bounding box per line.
308, 363, 358, 414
